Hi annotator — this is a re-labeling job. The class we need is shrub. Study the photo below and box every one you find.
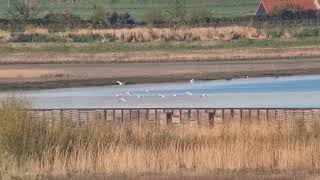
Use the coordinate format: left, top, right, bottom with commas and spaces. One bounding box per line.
118, 12, 135, 25
145, 7, 165, 25
166, 0, 187, 25
6, 0, 42, 19
188, 8, 212, 24
68, 34, 105, 42
91, 6, 108, 23
43, 12, 82, 31
12, 33, 66, 42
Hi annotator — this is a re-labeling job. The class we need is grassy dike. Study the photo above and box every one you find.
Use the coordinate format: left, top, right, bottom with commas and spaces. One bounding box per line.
1, 97, 320, 179
1, 38, 320, 54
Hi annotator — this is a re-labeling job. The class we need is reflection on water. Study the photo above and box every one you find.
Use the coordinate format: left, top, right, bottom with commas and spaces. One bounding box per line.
1, 75, 320, 108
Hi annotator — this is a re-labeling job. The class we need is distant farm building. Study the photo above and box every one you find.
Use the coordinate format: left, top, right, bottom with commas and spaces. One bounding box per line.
256, 0, 320, 16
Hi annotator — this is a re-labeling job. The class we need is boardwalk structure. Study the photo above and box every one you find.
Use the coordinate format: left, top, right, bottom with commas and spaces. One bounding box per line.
30, 108, 320, 127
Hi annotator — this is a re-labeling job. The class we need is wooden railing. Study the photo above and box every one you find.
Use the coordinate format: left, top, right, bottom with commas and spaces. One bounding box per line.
29, 108, 320, 127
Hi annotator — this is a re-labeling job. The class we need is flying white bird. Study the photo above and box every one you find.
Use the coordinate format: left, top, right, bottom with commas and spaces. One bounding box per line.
200, 94, 208, 97
190, 79, 195, 84
185, 91, 193, 96
119, 98, 127, 103
158, 94, 166, 98
125, 92, 132, 96
146, 88, 154, 92
116, 81, 125, 86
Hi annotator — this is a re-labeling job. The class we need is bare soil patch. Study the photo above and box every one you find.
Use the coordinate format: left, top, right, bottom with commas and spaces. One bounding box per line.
1, 59, 320, 90
0, 69, 68, 78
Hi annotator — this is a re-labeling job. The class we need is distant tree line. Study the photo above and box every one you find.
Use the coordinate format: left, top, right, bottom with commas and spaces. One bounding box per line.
3, 0, 320, 31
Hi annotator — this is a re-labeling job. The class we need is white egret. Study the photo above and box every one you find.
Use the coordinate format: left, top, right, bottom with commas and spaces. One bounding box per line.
119, 98, 127, 103
116, 81, 125, 86
146, 88, 154, 92
125, 92, 132, 96
200, 94, 208, 97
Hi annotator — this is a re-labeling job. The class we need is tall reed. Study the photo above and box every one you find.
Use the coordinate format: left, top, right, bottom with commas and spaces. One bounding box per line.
1, 98, 320, 179
2, 26, 267, 42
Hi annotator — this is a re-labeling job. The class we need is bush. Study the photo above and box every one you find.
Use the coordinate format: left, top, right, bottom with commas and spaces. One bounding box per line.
188, 8, 212, 24
91, 6, 108, 23
6, 0, 42, 19
43, 12, 82, 31
118, 12, 135, 26
166, 0, 187, 25
68, 34, 105, 42
13, 34, 66, 42
145, 7, 165, 25
91, 10, 135, 27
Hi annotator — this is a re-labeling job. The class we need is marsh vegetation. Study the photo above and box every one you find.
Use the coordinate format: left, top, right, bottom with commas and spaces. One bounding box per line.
1, 98, 320, 179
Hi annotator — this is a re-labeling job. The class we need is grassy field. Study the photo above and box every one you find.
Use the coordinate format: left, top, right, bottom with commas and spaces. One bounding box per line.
0, 38, 320, 53
1, 98, 320, 179
0, 0, 260, 20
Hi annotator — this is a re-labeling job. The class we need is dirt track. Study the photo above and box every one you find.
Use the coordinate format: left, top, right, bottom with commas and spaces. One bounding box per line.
1, 47, 320, 64
1, 58, 320, 90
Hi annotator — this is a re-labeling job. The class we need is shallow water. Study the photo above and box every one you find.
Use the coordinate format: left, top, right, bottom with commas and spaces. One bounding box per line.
1, 75, 320, 108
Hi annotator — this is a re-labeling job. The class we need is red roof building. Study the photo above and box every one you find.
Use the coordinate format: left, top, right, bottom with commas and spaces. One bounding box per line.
256, 0, 319, 15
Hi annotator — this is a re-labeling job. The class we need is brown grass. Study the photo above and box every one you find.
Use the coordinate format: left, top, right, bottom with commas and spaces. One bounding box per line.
1, 26, 267, 42
68, 26, 266, 42
1, 98, 320, 179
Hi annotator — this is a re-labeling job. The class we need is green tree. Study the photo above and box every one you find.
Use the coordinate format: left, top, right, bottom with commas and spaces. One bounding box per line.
6, 0, 42, 19
189, 8, 212, 24
166, 0, 187, 25
145, 7, 164, 24
91, 6, 111, 25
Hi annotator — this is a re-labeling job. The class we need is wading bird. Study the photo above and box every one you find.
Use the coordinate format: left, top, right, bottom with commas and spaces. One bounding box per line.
119, 98, 127, 103
146, 88, 154, 92
125, 92, 132, 96
185, 91, 193, 96
116, 81, 125, 86
200, 94, 208, 97
158, 94, 166, 98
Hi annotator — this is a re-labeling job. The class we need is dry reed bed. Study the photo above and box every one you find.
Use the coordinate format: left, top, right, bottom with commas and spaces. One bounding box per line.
0, 26, 267, 42
1, 98, 320, 178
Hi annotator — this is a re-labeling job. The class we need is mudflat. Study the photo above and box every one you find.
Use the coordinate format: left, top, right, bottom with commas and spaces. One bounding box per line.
1, 59, 320, 90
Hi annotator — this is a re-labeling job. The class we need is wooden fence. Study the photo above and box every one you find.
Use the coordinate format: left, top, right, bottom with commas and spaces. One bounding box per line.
30, 108, 320, 127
